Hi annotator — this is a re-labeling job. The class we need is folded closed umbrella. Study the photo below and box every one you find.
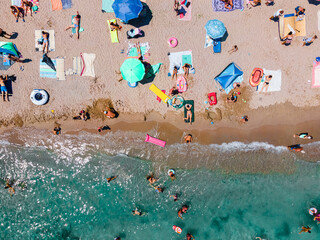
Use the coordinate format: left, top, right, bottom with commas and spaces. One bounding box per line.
112, 0, 143, 22
205, 19, 226, 40
120, 58, 145, 83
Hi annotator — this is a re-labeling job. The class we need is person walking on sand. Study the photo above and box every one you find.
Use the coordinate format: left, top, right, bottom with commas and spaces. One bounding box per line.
22, 0, 33, 16
270, 9, 284, 21
184, 104, 193, 125
10, 6, 25, 23
106, 176, 118, 183
299, 226, 311, 234
186, 233, 195, 240
282, 32, 294, 46
0, 28, 12, 39
65, 11, 81, 39
260, 75, 272, 93
293, 133, 313, 139
303, 35, 317, 46
0, 75, 9, 102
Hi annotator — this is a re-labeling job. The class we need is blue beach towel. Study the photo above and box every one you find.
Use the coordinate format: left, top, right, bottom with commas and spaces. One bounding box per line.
212, 0, 243, 12
102, 0, 114, 12
61, 0, 72, 9
40, 59, 57, 78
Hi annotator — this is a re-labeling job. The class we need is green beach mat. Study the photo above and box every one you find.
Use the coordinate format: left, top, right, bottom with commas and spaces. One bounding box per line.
184, 100, 194, 123
72, 15, 84, 34
102, 0, 114, 12
128, 46, 147, 57
182, 54, 192, 66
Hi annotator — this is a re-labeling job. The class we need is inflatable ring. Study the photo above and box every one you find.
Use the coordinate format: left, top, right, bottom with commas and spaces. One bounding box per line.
30, 89, 49, 105
168, 169, 175, 176
309, 208, 317, 215
171, 95, 184, 109
168, 37, 178, 48
172, 225, 182, 234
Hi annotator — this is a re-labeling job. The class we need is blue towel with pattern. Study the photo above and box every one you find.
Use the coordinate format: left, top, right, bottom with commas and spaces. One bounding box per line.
212, 0, 243, 12
61, 0, 72, 9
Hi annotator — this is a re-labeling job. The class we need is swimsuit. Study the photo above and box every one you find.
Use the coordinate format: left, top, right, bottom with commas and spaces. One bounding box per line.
265, 82, 269, 85
1, 86, 7, 92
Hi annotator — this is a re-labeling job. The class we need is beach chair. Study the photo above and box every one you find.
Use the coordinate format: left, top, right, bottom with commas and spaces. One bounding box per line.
213, 39, 221, 53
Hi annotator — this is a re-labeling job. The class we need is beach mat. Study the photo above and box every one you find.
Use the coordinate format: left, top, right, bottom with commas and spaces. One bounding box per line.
72, 15, 84, 34
257, 69, 282, 92
212, 0, 244, 12
61, 0, 72, 9
184, 100, 194, 123
107, 19, 119, 43
40, 58, 57, 78
168, 50, 194, 75
312, 61, 320, 88
72, 56, 82, 75
127, 42, 150, 61
279, 14, 306, 38
11, 0, 22, 6
56, 58, 65, 80
80, 53, 96, 77
179, 0, 192, 21
35, 30, 55, 52
102, 0, 114, 12
0, 54, 12, 71
51, 0, 63, 11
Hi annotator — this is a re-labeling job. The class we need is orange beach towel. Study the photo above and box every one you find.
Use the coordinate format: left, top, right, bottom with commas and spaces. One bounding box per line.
51, 0, 62, 11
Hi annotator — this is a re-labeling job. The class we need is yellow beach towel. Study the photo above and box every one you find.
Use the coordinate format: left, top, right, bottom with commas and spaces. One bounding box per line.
107, 19, 119, 43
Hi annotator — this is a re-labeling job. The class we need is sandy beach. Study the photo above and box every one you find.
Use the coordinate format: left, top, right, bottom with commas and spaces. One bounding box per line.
0, 0, 320, 149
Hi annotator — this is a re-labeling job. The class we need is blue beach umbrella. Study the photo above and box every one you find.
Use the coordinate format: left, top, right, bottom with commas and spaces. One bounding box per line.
205, 19, 227, 40
112, 0, 143, 22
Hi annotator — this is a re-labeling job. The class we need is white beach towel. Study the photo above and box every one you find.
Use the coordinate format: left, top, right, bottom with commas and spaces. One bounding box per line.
72, 57, 82, 75
168, 50, 194, 75
35, 30, 56, 52
80, 53, 96, 77
56, 58, 65, 80
11, 0, 22, 6
318, 10, 320, 32
258, 69, 282, 92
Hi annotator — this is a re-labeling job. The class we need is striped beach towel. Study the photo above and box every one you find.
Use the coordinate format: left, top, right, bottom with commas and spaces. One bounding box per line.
40, 59, 57, 78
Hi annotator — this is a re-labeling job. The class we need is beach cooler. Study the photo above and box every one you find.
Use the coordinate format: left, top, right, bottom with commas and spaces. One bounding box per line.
213, 39, 221, 53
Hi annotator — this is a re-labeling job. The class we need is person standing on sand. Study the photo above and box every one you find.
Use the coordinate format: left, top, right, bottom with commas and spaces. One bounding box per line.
299, 226, 311, 234
65, 11, 81, 39
22, 0, 33, 16
42, 31, 49, 54
183, 63, 191, 79
10, 6, 25, 23
270, 9, 284, 21
0, 28, 12, 39
0, 75, 9, 102
172, 66, 178, 81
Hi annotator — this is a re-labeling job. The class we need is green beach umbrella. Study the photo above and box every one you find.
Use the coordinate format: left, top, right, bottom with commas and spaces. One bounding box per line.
120, 58, 145, 83
0, 42, 19, 57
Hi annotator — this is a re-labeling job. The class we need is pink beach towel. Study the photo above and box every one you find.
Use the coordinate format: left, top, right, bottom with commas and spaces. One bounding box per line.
179, 0, 191, 21
312, 61, 320, 88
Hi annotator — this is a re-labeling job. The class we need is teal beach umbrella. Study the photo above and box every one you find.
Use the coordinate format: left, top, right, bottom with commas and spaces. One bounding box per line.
120, 58, 145, 83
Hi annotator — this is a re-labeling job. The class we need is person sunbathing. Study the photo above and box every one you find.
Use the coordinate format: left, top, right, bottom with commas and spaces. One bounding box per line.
42, 31, 49, 53
10, 6, 25, 23
173, 0, 181, 15
169, 86, 179, 96
0, 28, 12, 39
22, 0, 33, 16
260, 75, 272, 93
65, 11, 80, 39
281, 32, 293, 46
303, 35, 317, 46
221, 0, 233, 10
110, 22, 122, 31
183, 63, 191, 79
265, 0, 274, 6
248, 0, 261, 8
228, 45, 238, 54
184, 104, 193, 125
103, 107, 116, 119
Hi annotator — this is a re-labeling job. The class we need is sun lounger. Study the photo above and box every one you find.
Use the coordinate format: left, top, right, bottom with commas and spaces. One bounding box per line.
107, 19, 119, 43
184, 100, 194, 123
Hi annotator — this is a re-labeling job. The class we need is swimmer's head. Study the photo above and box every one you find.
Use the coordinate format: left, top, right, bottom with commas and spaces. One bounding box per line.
301, 150, 306, 154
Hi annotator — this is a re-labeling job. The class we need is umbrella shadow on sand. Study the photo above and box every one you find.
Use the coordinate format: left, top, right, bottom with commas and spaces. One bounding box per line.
128, 3, 153, 28
308, 0, 320, 5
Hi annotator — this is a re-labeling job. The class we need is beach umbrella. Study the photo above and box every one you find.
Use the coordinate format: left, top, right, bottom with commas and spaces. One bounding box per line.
120, 58, 145, 83
112, 0, 143, 22
0, 42, 19, 57
205, 19, 227, 40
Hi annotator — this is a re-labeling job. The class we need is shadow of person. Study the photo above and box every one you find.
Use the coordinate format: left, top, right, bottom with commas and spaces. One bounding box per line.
22, 59, 32, 63
10, 32, 18, 39
308, 0, 320, 5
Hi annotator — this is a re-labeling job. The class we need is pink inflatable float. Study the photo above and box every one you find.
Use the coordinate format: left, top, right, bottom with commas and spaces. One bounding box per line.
145, 134, 166, 148
176, 76, 187, 93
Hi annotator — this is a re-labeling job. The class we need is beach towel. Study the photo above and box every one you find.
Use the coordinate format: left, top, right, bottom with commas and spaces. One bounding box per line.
257, 69, 282, 92
168, 50, 195, 75
0, 54, 11, 71
212, 0, 244, 12
204, 34, 214, 48
72, 15, 84, 34
72, 56, 82, 75
127, 41, 150, 61
279, 14, 306, 38
40, 58, 57, 78
179, 0, 192, 21
312, 61, 320, 88
80, 53, 96, 77
184, 100, 194, 123
102, 0, 114, 12
11, 0, 22, 7
107, 19, 119, 43
51, 0, 63, 11
56, 58, 65, 80
61, 0, 72, 9
35, 30, 55, 52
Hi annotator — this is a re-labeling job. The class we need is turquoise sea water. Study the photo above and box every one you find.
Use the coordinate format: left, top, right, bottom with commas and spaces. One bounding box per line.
1, 129, 320, 240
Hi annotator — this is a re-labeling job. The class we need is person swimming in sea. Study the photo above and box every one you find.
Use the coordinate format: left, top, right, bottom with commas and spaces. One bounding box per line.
287, 144, 305, 153
168, 169, 176, 181
5, 178, 15, 196
146, 173, 157, 184
132, 208, 145, 216
106, 176, 118, 183
152, 185, 164, 193
178, 205, 189, 219
186, 233, 195, 240
170, 194, 178, 201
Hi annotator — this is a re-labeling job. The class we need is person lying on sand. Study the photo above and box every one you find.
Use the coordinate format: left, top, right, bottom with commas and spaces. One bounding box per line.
0, 28, 12, 39
10, 6, 25, 23
41, 31, 49, 53
265, 0, 274, 6
228, 45, 238, 54
260, 75, 272, 93
221, 0, 233, 10
287, 144, 305, 153
169, 86, 179, 96
295, 6, 305, 21
293, 133, 313, 139
22, 0, 33, 16
184, 134, 193, 143
178, 205, 189, 219
106, 176, 118, 183
299, 226, 311, 234
184, 104, 193, 125
98, 125, 111, 132
110, 22, 122, 31
303, 35, 317, 46
248, 0, 261, 8
65, 11, 80, 39
0, 75, 9, 102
